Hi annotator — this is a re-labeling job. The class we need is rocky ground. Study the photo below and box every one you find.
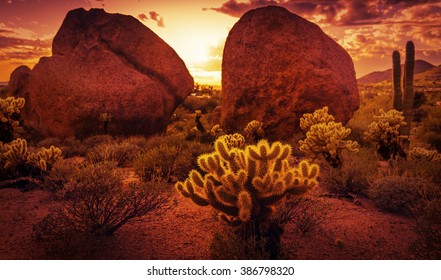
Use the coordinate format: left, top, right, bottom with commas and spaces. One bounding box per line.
0, 179, 418, 260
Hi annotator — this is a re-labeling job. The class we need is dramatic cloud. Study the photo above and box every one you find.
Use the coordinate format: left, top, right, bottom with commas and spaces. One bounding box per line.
207, 0, 441, 70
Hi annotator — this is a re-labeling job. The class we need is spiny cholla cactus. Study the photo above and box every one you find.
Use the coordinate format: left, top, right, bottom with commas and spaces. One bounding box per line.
175, 135, 319, 225
244, 120, 264, 143
409, 147, 441, 161
364, 109, 407, 160
209, 124, 223, 137
0, 97, 25, 143
299, 121, 359, 168
300, 106, 335, 132
0, 138, 62, 173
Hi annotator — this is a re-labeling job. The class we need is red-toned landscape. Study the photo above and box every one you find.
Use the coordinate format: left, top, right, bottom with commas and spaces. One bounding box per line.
0, 1, 440, 260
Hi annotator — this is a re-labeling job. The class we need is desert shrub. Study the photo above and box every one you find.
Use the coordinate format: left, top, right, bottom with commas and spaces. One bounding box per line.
410, 195, 441, 259
134, 144, 182, 181
82, 134, 114, 149
60, 137, 88, 158
37, 137, 62, 148
44, 158, 83, 192
35, 163, 170, 239
393, 157, 441, 186
320, 148, 377, 196
174, 141, 213, 180
210, 228, 271, 260
417, 106, 441, 152
86, 141, 143, 167
120, 135, 148, 149
368, 175, 437, 215
275, 196, 327, 236
182, 96, 220, 113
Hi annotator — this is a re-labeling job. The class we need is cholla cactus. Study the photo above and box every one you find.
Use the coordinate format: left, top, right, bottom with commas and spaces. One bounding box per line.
364, 109, 407, 160
27, 145, 63, 171
409, 147, 441, 161
1, 138, 62, 173
209, 124, 223, 137
0, 97, 25, 143
176, 135, 319, 225
300, 106, 335, 132
244, 120, 264, 143
194, 110, 205, 133
99, 113, 112, 134
299, 122, 359, 168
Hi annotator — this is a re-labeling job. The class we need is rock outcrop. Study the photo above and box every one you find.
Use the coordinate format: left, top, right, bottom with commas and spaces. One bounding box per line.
221, 6, 360, 139
17, 8, 193, 138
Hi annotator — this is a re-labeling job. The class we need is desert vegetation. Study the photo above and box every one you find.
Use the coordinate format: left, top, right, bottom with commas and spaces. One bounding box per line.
1, 66, 440, 260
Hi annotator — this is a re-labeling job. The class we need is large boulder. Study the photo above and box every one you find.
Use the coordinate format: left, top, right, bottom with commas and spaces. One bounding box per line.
22, 8, 193, 138
221, 6, 360, 140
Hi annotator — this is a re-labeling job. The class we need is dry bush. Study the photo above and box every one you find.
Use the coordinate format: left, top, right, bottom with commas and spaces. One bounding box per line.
320, 148, 377, 196
210, 228, 271, 260
35, 163, 171, 241
410, 196, 441, 259
275, 197, 327, 236
173, 141, 213, 180
82, 134, 114, 149
86, 141, 143, 167
368, 175, 437, 215
134, 144, 181, 181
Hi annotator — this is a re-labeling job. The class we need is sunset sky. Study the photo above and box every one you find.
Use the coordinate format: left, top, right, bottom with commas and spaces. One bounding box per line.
1, 0, 441, 85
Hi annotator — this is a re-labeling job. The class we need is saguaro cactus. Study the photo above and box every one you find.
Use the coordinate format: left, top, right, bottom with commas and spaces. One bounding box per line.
392, 51, 402, 111
400, 41, 415, 138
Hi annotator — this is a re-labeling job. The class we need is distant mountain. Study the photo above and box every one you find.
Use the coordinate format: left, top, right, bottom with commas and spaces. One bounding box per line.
357, 60, 436, 84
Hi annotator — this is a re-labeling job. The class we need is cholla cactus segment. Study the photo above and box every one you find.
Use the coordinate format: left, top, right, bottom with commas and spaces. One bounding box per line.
299, 121, 359, 167
27, 145, 63, 171
244, 120, 264, 142
300, 106, 335, 132
216, 133, 246, 150
209, 124, 223, 137
409, 147, 441, 161
0, 138, 28, 170
175, 134, 320, 225
1, 138, 62, 172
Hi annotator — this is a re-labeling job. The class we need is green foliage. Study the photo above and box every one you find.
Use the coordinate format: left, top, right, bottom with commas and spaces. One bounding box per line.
300, 121, 359, 168
244, 120, 264, 143
0, 96, 25, 143
299, 106, 334, 132
35, 163, 171, 240
364, 109, 407, 160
